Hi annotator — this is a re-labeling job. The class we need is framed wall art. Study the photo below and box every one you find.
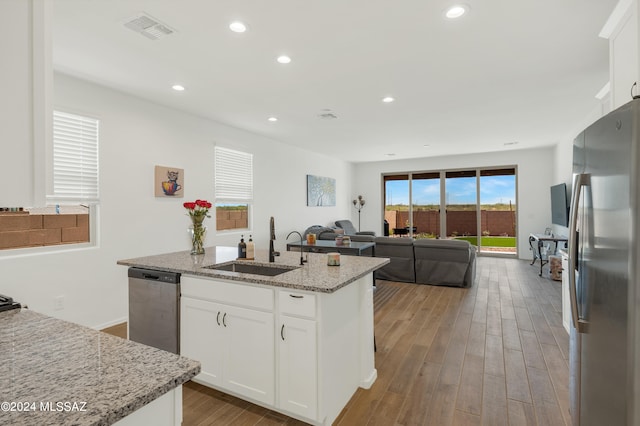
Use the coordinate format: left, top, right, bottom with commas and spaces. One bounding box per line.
154, 165, 184, 197
307, 174, 336, 206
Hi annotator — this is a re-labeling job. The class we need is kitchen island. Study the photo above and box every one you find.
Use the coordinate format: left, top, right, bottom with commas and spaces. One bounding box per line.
118, 246, 388, 425
0, 308, 200, 426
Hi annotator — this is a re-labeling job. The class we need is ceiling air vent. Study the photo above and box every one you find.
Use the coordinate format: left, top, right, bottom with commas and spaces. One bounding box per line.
123, 13, 175, 40
318, 109, 338, 120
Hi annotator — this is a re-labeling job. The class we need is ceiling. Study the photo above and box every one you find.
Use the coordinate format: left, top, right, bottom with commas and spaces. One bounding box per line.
53, 0, 618, 163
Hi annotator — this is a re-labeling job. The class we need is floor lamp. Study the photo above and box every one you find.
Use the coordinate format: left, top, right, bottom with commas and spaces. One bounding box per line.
352, 195, 365, 232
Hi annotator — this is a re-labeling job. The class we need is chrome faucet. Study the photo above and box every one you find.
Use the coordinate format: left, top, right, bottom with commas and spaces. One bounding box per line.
286, 231, 307, 266
269, 216, 280, 262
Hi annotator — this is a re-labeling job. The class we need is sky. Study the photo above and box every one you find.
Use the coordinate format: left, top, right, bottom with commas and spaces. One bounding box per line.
386, 175, 516, 205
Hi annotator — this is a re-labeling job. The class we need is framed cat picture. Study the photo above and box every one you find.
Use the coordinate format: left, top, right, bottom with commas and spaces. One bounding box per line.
154, 165, 184, 197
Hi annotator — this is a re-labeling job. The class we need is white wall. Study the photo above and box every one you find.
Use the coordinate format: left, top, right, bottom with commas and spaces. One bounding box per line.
0, 73, 353, 328
353, 147, 556, 259
551, 100, 609, 236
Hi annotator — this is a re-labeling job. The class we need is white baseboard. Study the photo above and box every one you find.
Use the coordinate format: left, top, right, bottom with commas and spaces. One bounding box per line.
92, 316, 127, 331
360, 368, 377, 389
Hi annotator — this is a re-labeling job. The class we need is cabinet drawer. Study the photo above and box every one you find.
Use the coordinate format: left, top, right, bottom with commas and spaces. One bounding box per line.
182, 276, 274, 311
279, 290, 316, 318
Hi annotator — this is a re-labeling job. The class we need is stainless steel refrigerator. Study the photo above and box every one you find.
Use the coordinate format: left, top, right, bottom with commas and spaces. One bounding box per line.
569, 98, 640, 426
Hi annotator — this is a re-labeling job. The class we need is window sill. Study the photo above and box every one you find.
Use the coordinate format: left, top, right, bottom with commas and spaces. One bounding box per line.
0, 241, 98, 260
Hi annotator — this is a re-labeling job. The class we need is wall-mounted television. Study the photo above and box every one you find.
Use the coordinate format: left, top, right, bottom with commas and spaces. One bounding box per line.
550, 183, 569, 227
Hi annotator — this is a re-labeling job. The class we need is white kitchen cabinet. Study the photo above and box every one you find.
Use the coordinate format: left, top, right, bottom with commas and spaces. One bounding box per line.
561, 251, 570, 334
602, 0, 639, 110
180, 274, 376, 425
180, 297, 224, 386
180, 277, 275, 406
277, 289, 318, 419
222, 304, 274, 405
278, 314, 317, 419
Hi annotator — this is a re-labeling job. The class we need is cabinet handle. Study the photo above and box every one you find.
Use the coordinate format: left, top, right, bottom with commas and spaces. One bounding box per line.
281, 324, 285, 340
222, 312, 227, 327
216, 311, 221, 326
289, 294, 304, 299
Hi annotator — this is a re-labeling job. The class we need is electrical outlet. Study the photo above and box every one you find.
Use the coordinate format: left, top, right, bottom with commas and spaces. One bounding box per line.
53, 296, 64, 311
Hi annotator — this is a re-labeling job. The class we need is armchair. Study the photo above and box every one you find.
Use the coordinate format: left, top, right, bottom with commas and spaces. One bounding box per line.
334, 220, 376, 237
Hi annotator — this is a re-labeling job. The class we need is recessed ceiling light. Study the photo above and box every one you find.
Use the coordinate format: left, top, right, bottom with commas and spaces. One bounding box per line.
229, 21, 247, 33
172, 84, 185, 91
277, 55, 292, 64
445, 5, 467, 19
382, 97, 395, 103
268, 117, 278, 122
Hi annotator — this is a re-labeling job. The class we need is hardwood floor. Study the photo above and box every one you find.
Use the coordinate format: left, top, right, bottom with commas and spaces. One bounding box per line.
102, 257, 570, 425
101, 322, 127, 339
334, 257, 569, 426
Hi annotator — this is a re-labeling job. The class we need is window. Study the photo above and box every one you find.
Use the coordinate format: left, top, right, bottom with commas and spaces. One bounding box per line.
50, 111, 99, 202
0, 111, 99, 251
214, 146, 253, 232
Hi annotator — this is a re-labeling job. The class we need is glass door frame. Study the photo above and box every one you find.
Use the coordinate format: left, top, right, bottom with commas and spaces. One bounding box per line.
382, 165, 518, 257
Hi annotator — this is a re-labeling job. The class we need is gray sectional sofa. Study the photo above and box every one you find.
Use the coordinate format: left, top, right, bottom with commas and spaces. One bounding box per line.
301, 223, 475, 287
373, 237, 476, 287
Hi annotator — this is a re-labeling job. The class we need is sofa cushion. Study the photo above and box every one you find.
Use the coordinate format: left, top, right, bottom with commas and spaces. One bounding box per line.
373, 237, 415, 283
350, 235, 375, 242
413, 239, 470, 262
303, 225, 337, 240
414, 239, 473, 287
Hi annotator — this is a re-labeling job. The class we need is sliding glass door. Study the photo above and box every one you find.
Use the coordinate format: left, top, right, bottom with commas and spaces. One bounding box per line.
479, 169, 516, 254
412, 173, 440, 238
445, 170, 478, 250
384, 175, 410, 237
383, 167, 517, 256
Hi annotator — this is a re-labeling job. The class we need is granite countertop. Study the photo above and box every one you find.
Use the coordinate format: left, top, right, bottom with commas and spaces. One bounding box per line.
118, 246, 389, 293
0, 309, 200, 426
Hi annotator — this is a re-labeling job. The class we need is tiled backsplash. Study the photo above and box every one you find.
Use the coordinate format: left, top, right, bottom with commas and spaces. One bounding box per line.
0, 211, 89, 250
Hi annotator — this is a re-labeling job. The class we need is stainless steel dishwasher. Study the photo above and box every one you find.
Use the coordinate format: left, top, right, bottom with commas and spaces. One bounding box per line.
128, 267, 180, 354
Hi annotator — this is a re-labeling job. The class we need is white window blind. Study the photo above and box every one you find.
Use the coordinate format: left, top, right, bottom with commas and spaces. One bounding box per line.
215, 147, 253, 201
50, 111, 99, 201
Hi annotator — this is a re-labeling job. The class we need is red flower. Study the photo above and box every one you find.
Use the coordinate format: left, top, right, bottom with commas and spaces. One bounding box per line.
184, 199, 212, 219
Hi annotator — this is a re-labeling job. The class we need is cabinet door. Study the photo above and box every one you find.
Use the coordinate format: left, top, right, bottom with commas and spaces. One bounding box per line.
223, 304, 275, 405
278, 315, 317, 420
610, 3, 639, 109
180, 297, 224, 387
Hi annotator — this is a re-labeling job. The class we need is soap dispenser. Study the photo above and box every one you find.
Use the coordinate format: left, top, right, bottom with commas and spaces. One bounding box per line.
238, 235, 247, 259
246, 235, 255, 260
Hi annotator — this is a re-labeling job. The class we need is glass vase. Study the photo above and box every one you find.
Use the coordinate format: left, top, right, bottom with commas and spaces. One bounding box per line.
189, 224, 207, 255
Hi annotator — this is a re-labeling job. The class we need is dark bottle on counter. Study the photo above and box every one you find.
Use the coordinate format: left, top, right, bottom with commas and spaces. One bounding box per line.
238, 235, 247, 259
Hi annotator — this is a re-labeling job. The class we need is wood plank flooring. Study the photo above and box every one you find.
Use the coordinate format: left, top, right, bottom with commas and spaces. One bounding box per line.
102, 257, 570, 425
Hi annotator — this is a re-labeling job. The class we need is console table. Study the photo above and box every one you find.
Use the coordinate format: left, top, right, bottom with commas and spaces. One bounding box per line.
286, 240, 375, 256
528, 233, 568, 276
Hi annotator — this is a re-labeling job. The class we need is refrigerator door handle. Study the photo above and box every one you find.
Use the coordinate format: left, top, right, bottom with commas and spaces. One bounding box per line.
569, 173, 589, 333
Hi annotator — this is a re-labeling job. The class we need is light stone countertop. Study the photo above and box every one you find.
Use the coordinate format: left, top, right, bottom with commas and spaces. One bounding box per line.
117, 246, 389, 293
0, 308, 200, 426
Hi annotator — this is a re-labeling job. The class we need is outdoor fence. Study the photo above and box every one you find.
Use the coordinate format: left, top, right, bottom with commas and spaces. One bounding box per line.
385, 210, 516, 237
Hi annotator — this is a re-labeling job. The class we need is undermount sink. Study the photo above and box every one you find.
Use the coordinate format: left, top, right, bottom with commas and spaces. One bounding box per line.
204, 262, 298, 277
